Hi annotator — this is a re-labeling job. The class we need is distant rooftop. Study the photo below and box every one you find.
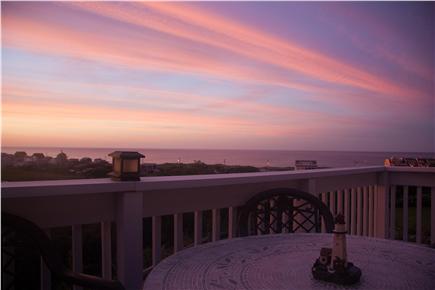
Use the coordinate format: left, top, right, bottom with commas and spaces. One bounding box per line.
384, 157, 435, 167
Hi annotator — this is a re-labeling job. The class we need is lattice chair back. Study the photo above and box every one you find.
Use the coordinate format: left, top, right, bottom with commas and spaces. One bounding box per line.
238, 188, 334, 236
1, 212, 125, 290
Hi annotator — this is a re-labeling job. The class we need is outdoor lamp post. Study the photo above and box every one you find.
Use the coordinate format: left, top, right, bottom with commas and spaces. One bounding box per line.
108, 151, 145, 181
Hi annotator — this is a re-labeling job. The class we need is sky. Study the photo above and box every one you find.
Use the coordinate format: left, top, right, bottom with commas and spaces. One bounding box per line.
2, 1, 434, 152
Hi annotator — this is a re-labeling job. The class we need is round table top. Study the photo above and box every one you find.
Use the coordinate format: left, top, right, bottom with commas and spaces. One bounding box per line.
143, 233, 435, 290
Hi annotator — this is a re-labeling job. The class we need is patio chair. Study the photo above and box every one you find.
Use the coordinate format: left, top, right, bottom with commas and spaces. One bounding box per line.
237, 188, 334, 236
1, 212, 125, 290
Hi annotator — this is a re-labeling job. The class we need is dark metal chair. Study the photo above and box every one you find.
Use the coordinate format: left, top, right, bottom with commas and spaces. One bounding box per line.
1, 212, 125, 290
237, 188, 334, 236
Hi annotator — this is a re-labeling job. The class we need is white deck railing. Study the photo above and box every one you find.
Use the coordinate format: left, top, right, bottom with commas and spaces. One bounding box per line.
2, 166, 435, 290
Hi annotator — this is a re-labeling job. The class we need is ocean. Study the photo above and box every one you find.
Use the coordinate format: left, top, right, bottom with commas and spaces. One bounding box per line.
2, 147, 434, 168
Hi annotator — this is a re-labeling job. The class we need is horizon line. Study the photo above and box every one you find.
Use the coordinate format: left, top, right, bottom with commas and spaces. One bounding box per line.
2, 145, 434, 155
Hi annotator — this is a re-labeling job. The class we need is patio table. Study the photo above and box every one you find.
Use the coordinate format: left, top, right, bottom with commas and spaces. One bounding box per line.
143, 233, 435, 290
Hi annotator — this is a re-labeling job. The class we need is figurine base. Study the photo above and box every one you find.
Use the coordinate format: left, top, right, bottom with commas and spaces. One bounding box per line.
312, 261, 361, 285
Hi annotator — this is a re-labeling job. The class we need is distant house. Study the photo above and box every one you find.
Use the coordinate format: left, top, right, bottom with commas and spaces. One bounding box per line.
384, 157, 406, 166
385, 157, 435, 167
14, 151, 28, 160
1, 153, 15, 167
80, 157, 93, 164
32, 153, 45, 160
295, 160, 318, 170
426, 159, 435, 167
56, 152, 68, 161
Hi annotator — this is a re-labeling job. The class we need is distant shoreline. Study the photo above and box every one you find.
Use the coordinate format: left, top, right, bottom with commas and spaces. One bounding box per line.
1, 151, 297, 181
2, 148, 434, 169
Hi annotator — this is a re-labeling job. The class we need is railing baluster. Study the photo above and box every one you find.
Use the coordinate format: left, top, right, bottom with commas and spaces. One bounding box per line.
308, 179, 316, 233
375, 172, 390, 239
403, 186, 409, 242
194, 210, 203, 246
390, 185, 396, 240
174, 213, 183, 252
329, 191, 336, 216
41, 229, 51, 290
351, 188, 357, 235
228, 207, 237, 239
374, 184, 378, 236
212, 208, 221, 242
152, 216, 162, 266
431, 187, 435, 247
344, 189, 350, 233
368, 186, 374, 237
416, 186, 422, 244
363, 186, 368, 236
337, 190, 343, 215
72, 225, 83, 290
321, 193, 327, 233
357, 187, 363, 236
101, 221, 112, 279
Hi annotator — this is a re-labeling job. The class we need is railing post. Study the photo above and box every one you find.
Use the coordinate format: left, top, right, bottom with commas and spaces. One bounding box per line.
72, 225, 83, 290
228, 207, 237, 239
101, 221, 112, 279
194, 211, 203, 246
212, 209, 221, 242
389, 185, 396, 240
431, 187, 435, 247
403, 186, 409, 242
41, 229, 51, 290
152, 216, 161, 266
375, 171, 389, 239
116, 191, 143, 290
416, 186, 422, 244
174, 213, 183, 252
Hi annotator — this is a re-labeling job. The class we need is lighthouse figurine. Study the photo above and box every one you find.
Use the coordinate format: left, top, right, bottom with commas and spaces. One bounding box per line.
312, 213, 361, 285
330, 214, 347, 270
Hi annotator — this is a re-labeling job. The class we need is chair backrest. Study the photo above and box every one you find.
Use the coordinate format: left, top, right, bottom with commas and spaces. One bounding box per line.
237, 188, 334, 236
1, 212, 125, 290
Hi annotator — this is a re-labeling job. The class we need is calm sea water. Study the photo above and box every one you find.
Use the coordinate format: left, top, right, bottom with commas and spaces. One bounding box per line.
2, 147, 434, 168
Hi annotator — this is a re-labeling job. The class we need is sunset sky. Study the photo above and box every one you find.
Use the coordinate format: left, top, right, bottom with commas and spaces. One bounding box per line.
2, 2, 434, 152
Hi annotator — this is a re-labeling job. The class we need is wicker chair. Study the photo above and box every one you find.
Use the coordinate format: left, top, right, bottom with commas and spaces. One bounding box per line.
1, 212, 125, 290
237, 188, 334, 236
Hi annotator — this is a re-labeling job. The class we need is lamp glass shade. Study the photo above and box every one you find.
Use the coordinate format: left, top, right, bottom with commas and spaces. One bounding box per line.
123, 159, 138, 173
113, 158, 122, 173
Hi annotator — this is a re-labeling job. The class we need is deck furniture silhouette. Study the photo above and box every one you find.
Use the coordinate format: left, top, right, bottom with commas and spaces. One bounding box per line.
237, 188, 334, 236
1, 212, 125, 290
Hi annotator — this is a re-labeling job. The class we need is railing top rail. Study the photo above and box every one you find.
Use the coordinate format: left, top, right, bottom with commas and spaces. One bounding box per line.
386, 167, 435, 173
2, 166, 386, 198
